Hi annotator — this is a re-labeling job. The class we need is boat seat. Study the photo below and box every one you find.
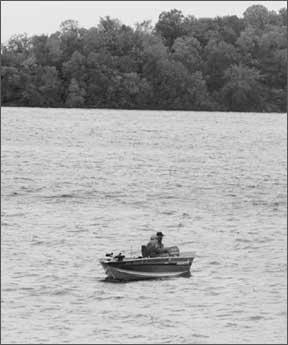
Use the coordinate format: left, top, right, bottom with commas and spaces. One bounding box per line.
141, 245, 149, 258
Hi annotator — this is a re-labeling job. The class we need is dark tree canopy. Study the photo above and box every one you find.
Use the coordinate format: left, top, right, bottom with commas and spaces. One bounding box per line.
1, 5, 287, 112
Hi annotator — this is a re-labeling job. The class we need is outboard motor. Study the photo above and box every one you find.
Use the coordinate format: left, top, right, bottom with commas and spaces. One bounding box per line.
167, 246, 180, 256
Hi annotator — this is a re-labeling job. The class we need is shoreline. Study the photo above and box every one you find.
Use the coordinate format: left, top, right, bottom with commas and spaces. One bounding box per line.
1, 105, 286, 115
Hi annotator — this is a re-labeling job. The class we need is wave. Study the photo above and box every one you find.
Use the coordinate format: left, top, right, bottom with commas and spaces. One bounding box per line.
43, 193, 75, 199
50, 288, 73, 296
31, 240, 45, 246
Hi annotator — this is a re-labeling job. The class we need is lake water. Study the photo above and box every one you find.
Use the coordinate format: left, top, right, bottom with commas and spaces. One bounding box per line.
1, 107, 287, 344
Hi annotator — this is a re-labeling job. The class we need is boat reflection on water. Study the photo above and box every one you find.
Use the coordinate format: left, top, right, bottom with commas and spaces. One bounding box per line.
100, 249, 196, 282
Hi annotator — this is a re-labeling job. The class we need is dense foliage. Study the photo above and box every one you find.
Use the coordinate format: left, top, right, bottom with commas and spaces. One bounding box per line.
1, 5, 287, 112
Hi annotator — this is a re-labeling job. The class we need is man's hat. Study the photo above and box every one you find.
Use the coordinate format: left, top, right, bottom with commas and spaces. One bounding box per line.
156, 231, 164, 237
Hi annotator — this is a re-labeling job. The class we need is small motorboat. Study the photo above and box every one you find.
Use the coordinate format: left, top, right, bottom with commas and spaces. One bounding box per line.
100, 247, 196, 281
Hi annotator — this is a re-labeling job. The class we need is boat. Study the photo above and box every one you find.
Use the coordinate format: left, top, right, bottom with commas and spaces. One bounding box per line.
100, 248, 196, 281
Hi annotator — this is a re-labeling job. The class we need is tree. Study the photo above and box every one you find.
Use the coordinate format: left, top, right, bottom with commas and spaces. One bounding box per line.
38, 66, 62, 106
135, 20, 153, 34
171, 36, 202, 73
221, 64, 264, 111
62, 50, 86, 86
46, 33, 62, 67
1, 5, 287, 112
98, 16, 122, 32
17, 63, 62, 107
106, 72, 152, 108
85, 51, 117, 107
60, 19, 80, 35
1, 66, 22, 104
184, 71, 209, 109
204, 38, 238, 91
142, 35, 168, 79
279, 8, 287, 26
236, 26, 259, 66
59, 20, 83, 60
215, 15, 244, 44
148, 57, 208, 109
20, 64, 46, 106
2, 34, 32, 66
243, 5, 269, 31
82, 27, 101, 54
5, 33, 32, 55
258, 26, 287, 88
187, 17, 220, 46
31, 35, 49, 65
155, 9, 187, 47
65, 78, 86, 107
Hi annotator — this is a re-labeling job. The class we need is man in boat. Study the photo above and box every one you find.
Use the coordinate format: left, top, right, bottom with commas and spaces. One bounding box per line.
145, 232, 169, 257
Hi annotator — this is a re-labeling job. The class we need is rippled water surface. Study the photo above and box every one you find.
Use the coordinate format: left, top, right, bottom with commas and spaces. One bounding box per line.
1, 108, 287, 344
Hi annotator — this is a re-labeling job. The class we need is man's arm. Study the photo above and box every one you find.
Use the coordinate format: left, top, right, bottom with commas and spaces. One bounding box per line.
154, 246, 169, 254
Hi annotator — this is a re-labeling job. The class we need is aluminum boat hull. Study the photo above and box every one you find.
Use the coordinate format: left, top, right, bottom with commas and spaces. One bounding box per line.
100, 253, 195, 281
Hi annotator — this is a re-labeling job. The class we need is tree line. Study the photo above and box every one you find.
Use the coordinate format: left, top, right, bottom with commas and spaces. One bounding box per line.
1, 4, 287, 112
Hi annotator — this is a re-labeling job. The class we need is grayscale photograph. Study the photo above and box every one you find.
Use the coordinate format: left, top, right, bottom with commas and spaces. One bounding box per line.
1, 1, 287, 344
